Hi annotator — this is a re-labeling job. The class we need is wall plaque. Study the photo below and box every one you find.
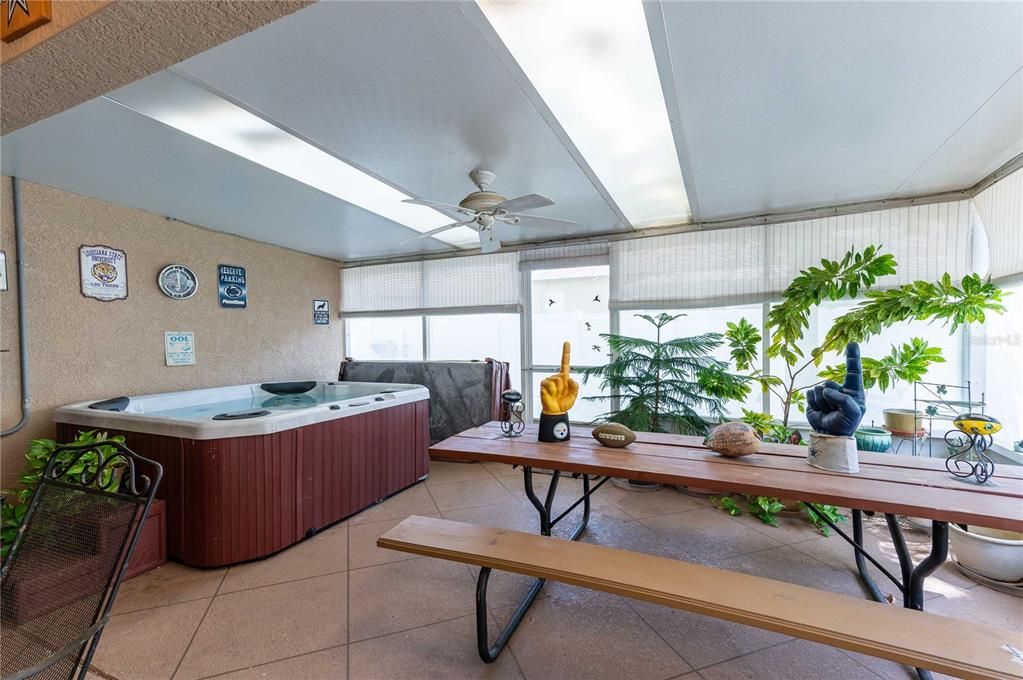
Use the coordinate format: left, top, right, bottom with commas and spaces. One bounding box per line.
80, 244, 127, 301
313, 299, 330, 325
218, 264, 247, 308
165, 331, 195, 366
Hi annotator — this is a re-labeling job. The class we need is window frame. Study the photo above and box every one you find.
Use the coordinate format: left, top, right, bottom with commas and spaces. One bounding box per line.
524, 263, 614, 424
342, 274, 1004, 449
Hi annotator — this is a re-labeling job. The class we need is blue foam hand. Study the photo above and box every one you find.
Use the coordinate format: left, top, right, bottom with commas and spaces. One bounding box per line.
806, 343, 865, 438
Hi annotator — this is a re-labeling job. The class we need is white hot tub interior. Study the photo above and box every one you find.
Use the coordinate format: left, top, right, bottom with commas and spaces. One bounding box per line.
55, 381, 430, 439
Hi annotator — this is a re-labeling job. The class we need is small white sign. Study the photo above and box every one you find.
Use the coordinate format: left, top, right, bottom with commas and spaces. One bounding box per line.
313, 299, 330, 325
0, 250, 7, 291
165, 331, 196, 366
80, 244, 128, 301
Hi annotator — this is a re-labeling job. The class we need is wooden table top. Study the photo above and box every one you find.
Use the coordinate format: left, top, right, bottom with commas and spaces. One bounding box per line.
430, 422, 1023, 532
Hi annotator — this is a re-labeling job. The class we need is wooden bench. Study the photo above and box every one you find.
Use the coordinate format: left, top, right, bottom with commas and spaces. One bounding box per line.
378, 516, 1023, 680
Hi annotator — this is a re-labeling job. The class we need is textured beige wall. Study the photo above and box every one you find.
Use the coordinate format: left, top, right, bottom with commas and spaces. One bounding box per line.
2, 0, 314, 133
0, 178, 342, 487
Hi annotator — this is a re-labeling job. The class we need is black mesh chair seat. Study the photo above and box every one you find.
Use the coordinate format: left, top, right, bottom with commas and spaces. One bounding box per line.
1, 441, 162, 680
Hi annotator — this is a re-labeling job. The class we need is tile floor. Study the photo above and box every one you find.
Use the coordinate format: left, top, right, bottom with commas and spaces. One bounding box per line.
88, 460, 1022, 680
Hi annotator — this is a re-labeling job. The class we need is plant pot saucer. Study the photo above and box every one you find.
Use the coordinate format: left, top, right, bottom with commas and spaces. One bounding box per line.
674, 485, 716, 497
954, 561, 1023, 597
611, 478, 662, 492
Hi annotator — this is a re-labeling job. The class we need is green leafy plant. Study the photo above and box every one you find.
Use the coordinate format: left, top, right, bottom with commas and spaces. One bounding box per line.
800, 502, 847, 537
711, 495, 743, 517
747, 495, 785, 527
725, 246, 1005, 428
1, 430, 125, 560
712, 494, 781, 526
580, 313, 750, 435
739, 408, 804, 445
717, 246, 1002, 538
818, 338, 944, 392
712, 494, 846, 536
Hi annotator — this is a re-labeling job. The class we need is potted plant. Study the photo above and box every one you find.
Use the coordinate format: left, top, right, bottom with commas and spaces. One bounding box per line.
950, 524, 1023, 585
1, 430, 130, 560
716, 246, 1005, 531
580, 312, 749, 490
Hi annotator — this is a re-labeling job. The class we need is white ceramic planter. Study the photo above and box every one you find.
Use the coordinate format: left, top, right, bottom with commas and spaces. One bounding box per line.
949, 524, 1023, 583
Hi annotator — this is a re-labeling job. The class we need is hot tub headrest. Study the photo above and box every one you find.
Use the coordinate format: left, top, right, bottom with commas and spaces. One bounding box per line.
88, 396, 131, 411
260, 381, 317, 395
213, 410, 272, 421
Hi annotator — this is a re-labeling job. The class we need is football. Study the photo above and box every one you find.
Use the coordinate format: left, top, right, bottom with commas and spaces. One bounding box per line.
591, 423, 637, 448
704, 422, 761, 457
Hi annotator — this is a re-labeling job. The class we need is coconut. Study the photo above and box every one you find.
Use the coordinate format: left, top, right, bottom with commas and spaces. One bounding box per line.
704, 422, 761, 457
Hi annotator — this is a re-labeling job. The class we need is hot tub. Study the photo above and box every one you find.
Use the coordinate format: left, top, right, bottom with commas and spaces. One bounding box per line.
55, 381, 430, 567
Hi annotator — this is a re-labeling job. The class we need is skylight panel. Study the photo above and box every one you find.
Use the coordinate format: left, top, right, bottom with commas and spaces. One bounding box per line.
477, 0, 690, 228
104, 71, 478, 248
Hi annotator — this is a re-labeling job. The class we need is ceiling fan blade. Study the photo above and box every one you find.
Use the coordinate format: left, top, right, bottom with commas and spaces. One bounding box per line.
399, 220, 476, 245
504, 214, 578, 229
492, 193, 555, 214
402, 198, 474, 219
480, 228, 501, 253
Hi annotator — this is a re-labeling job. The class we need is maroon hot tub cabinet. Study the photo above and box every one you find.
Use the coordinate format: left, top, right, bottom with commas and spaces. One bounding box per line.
57, 399, 429, 567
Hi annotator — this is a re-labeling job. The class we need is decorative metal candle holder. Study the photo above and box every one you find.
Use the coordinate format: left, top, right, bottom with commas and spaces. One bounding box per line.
500, 389, 525, 438
944, 413, 1001, 484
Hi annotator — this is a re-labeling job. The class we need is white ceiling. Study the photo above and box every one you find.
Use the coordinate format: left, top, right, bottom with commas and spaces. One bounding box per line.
649, 1, 1023, 219
2, 1, 1020, 262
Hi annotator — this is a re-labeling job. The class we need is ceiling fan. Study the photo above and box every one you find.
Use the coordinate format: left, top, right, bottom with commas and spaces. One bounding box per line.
403, 170, 577, 253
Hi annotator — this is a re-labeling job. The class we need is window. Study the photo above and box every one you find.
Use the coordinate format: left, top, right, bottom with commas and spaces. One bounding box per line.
770, 301, 965, 429
975, 280, 1023, 449
529, 265, 611, 423
345, 314, 521, 387
427, 314, 521, 388
344, 316, 423, 360
618, 304, 766, 417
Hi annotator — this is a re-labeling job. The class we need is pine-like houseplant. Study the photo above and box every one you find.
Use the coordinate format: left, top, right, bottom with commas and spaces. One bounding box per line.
579, 312, 749, 435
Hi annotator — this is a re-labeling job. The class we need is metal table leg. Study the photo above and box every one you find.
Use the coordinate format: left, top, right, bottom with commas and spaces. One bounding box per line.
804, 505, 949, 680
476, 466, 609, 662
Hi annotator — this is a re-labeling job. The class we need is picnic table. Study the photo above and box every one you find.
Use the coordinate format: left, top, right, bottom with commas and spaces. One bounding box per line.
429, 421, 1023, 680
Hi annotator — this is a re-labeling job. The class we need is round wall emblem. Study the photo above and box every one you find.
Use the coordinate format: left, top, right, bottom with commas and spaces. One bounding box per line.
158, 264, 198, 300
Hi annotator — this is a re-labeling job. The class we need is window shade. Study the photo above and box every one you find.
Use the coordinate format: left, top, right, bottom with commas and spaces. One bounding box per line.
518, 243, 610, 270
341, 252, 521, 316
973, 169, 1023, 284
610, 201, 975, 310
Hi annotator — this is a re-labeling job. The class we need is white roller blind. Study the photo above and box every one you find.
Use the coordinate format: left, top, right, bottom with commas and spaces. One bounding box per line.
518, 242, 610, 270
973, 169, 1023, 283
611, 201, 975, 310
610, 225, 766, 310
767, 201, 975, 290
341, 252, 521, 316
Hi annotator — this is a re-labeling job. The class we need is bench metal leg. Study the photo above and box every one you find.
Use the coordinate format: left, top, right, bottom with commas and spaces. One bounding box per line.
804, 505, 949, 680
475, 467, 608, 662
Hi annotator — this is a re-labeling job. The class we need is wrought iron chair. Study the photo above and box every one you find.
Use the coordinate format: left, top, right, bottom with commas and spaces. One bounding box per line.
1, 441, 162, 680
